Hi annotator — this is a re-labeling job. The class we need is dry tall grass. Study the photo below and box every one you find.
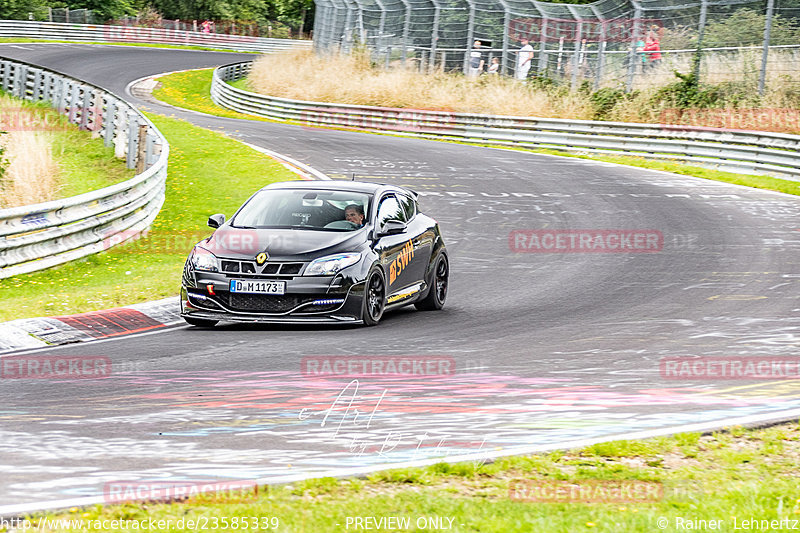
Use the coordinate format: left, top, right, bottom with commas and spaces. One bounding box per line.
248, 50, 595, 119
0, 96, 61, 208
245, 50, 800, 134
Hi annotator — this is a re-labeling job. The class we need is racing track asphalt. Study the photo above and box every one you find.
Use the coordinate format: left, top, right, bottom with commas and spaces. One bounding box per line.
0, 43, 799, 511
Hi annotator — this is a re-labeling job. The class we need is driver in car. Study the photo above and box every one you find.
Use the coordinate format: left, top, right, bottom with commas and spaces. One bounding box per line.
344, 204, 365, 227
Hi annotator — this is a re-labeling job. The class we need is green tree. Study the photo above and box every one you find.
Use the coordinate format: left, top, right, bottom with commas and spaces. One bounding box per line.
703, 8, 800, 47
0, 0, 48, 20
274, 0, 313, 33
65, 0, 137, 20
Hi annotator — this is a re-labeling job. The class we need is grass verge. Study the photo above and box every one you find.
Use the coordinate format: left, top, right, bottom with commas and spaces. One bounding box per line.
30, 421, 800, 532
152, 69, 271, 121
0, 95, 134, 207
0, 112, 298, 322
153, 68, 800, 198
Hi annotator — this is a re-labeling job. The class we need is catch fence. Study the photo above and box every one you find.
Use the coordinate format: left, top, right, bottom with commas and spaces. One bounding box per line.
312, 0, 800, 93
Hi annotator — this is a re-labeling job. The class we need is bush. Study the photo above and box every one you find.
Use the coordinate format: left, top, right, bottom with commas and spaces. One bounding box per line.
651, 69, 723, 109
589, 87, 636, 120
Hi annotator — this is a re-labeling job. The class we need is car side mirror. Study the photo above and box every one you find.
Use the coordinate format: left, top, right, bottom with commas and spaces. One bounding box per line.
377, 219, 407, 237
208, 214, 226, 229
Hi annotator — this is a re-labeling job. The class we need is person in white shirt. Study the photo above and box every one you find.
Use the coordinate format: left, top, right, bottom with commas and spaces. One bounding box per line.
487, 57, 500, 75
516, 38, 534, 80
467, 40, 484, 78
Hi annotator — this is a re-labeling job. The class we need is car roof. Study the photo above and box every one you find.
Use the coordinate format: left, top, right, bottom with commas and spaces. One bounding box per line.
261, 180, 415, 197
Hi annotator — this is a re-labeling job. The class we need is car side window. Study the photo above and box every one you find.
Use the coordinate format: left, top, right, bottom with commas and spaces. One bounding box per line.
376, 195, 405, 228
398, 194, 416, 221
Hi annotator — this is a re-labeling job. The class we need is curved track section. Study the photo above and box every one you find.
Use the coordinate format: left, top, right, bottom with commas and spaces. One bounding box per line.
1, 44, 799, 511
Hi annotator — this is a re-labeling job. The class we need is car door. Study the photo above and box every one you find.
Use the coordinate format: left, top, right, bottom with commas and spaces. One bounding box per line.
374, 194, 417, 294
396, 193, 433, 287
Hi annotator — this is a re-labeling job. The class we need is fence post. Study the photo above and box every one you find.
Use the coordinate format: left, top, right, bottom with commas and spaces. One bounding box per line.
590, 6, 606, 90
496, 0, 514, 76
758, 0, 775, 96
626, 2, 643, 92
430, 0, 441, 73
399, 0, 411, 64
567, 6, 583, 90
537, 16, 549, 75
463, 0, 476, 73
693, 0, 708, 83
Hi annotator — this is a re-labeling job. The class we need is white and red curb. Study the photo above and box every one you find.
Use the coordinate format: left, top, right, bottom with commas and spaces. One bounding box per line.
0, 297, 182, 353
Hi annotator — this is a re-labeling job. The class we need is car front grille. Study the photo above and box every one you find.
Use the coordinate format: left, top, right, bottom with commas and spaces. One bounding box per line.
226, 294, 307, 313
221, 293, 344, 314
221, 261, 304, 277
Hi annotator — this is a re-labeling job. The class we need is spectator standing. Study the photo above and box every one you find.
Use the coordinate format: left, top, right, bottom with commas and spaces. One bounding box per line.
635, 38, 646, 72
516, 38, 534, 80
467, 40, 484, 78
643, 31, 662, 71
487, 57, 500, 75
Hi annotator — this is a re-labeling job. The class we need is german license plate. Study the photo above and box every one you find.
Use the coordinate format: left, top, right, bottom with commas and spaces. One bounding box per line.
229, 279, 286, 295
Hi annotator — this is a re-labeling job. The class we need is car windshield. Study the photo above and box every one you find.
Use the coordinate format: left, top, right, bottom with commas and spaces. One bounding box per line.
232, 189, 372, 231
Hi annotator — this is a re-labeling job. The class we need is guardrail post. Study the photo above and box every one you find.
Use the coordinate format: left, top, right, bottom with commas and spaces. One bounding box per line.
32, 69, 43, 101
136, 124, 148, 173
104, 98, 117, 147
145, 131, 155, 166
0, 60, 8, 92
80, 87, 93, 130
55, 77, 67, 114
68, 82, 81, 124
13, 64, 26, 98
126, 111, 138, 169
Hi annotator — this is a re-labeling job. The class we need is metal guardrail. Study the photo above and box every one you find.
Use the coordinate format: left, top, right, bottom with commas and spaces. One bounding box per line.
0, 20, 311, 53
0, 57, 169, 279
212, 61, 800, 180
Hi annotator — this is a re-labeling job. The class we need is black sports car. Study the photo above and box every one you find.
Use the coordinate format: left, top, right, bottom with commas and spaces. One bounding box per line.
180, 181, 449, 326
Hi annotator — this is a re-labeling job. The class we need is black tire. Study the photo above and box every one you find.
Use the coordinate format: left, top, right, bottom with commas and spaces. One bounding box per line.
361, 267, 386, 326
415, 253, 448, 311
183, 317, 219, 328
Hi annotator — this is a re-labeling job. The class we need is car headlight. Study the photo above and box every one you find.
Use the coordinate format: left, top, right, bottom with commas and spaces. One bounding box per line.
190, 246, 220, 272
305, 252, 361, 276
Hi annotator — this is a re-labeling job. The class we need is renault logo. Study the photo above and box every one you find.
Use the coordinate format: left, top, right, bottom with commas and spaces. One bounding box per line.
256, 252, 268, 265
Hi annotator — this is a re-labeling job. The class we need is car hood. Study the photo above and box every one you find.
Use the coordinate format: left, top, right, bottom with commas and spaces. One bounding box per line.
200, 225, 368, 260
